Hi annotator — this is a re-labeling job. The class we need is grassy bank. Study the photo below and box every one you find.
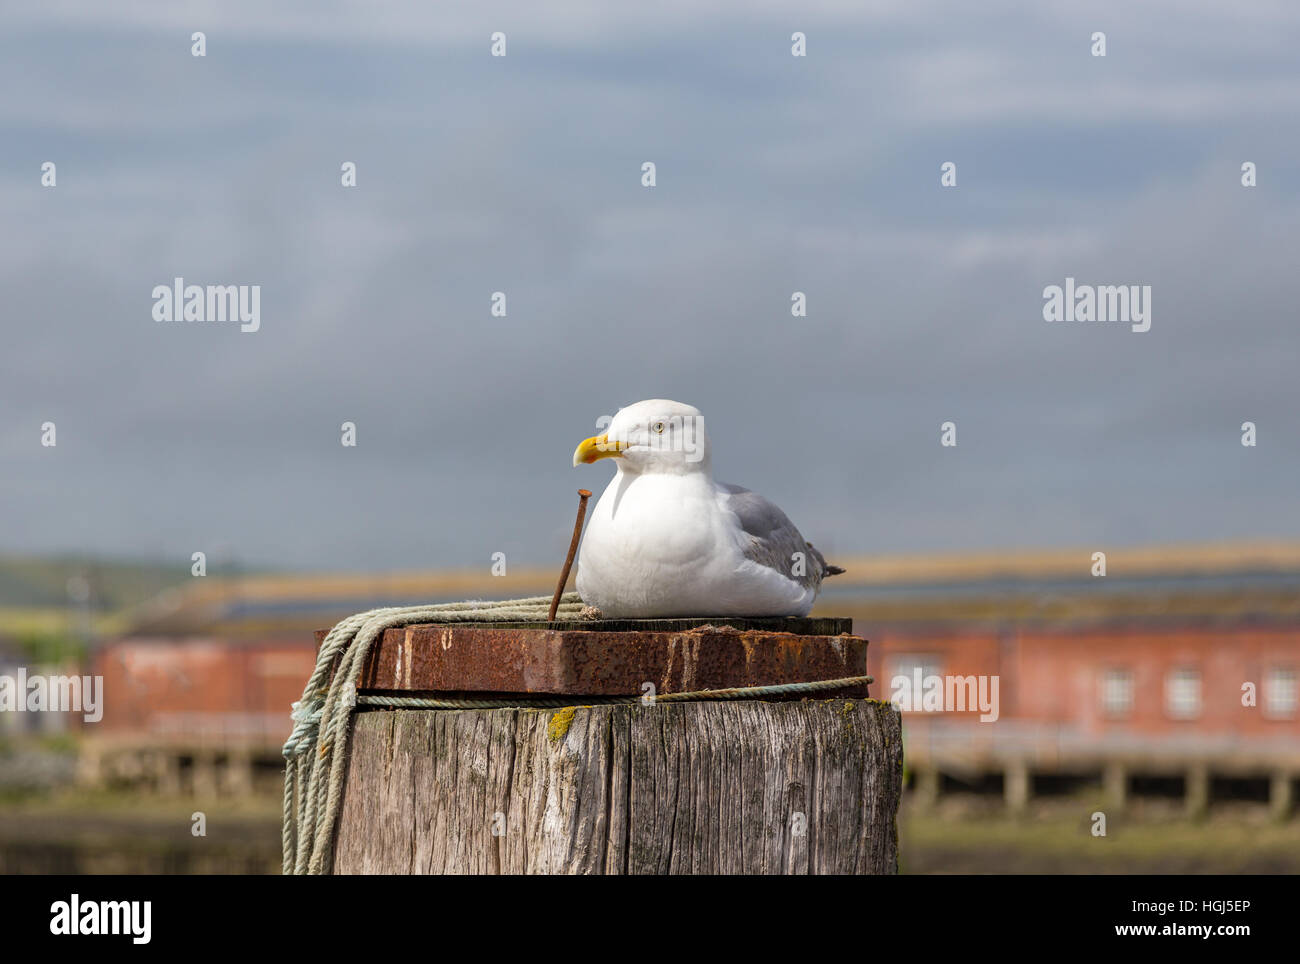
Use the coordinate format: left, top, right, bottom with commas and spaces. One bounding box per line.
899, 799, 1300, 874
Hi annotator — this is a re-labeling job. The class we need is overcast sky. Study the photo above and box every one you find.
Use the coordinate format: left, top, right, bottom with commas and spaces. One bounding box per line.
3, 1, 1298, 573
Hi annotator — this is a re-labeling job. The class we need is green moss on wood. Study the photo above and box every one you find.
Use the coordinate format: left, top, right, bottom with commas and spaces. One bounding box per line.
548, 707, 577, 742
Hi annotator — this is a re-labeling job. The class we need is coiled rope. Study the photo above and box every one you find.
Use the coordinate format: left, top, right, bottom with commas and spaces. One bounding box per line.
281, 594, 869, 875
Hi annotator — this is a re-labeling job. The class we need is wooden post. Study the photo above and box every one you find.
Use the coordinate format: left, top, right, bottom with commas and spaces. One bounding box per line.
334, 699, 901, 874
221, 749, 254, 797
1004, 759, 1030, 814
1269, 769, 1293, 821
154, 749, 181, 796
77, 740, 104, 788
190, 750, 218, 798
1185, 763, 1209, 819
914, 766, 940, 811
1104, 761, 1127, 811
315, 615, 901, 875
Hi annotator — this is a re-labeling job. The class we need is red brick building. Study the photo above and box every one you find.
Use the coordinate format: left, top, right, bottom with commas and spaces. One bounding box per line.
78, 548, 1300, 808
837, 559, 1300, 814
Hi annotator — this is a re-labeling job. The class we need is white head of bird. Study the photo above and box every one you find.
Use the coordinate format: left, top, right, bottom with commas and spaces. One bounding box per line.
572, 399, 711, 475
568, 397, 840, 617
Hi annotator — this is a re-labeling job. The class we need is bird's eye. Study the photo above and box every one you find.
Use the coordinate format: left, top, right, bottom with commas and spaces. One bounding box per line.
651, 421, 666, 434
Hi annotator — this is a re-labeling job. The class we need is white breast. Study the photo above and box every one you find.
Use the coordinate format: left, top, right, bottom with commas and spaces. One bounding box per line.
575, 471, 814, 617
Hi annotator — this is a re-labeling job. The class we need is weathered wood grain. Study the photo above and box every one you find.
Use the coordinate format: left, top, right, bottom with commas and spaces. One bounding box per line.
334, 699, 901, 874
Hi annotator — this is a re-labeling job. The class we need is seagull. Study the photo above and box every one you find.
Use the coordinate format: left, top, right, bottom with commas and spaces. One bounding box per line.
571, 399, 844, 617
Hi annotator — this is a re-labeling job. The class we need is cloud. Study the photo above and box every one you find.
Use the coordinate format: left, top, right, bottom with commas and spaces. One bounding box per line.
2, 1, 1298, 570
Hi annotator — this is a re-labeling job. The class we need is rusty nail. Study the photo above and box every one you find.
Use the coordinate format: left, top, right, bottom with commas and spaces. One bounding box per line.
549, 489, 592, 622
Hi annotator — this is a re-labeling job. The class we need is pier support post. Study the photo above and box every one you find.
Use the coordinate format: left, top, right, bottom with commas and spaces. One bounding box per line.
154, 750, 181, 796
914, 766, 940, 811
297, 614, 897, 875
221, 749, 254, 797
1185, 763, 1209, 819
1104, 761, 1127, 811
190, 751, 218, 798
1005, 759, 1030, 814
333, 700, 902, 874
1270, 770, 1293, 821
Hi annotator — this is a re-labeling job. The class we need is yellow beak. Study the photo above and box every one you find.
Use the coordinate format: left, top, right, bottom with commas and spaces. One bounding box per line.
572, 434, 627, 467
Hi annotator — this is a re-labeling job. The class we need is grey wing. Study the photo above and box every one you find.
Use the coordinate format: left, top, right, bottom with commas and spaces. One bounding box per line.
718, 483, 834, 591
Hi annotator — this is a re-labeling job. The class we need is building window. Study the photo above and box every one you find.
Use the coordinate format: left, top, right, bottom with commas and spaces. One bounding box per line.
1264, 667, 1297, 719
1100, 669, 1134, 718
1164, 668, 1202, 720
889, 654, 944, 684
887, 654, 943, 712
